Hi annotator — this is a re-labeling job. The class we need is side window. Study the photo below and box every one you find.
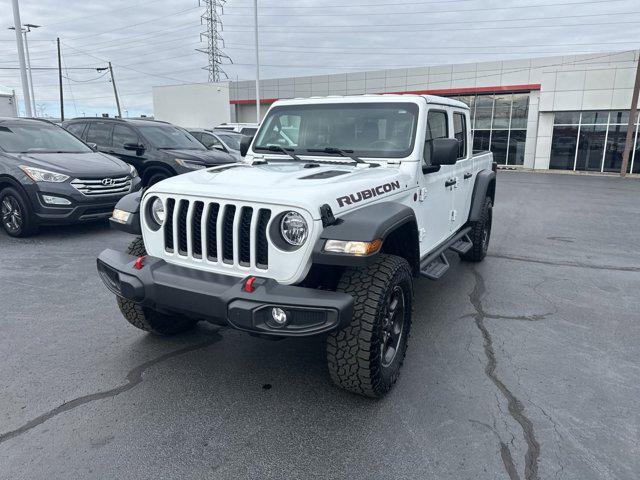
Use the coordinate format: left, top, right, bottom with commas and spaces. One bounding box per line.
453, 112, 467, 159
112, 125, 138, 148
65, 123, 86, 139
201, 133, 223, 149
423, 110, 448, 167
190, 132, 202, 142
85, 122, 113, 147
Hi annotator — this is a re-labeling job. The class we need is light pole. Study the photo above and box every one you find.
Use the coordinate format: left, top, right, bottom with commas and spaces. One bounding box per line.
10, 0, 32, 117
22, 24, 40, 117
253, 0, 260, 123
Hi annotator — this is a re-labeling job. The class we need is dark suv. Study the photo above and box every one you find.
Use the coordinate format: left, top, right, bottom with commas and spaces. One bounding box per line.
0, 117, 141, 237
62, 118, 236, 186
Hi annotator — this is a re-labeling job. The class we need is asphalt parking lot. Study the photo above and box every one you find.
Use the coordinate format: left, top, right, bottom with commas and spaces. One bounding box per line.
1, 171, 639, 480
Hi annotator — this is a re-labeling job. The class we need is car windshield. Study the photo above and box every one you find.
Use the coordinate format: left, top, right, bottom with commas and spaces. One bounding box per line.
136, 124, 206, 150
216, 134, 241, 150
0, 123, 92, 154
253, 102, 419, 159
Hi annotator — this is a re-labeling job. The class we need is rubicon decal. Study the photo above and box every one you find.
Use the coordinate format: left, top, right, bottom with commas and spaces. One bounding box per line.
336, 181, 401, 207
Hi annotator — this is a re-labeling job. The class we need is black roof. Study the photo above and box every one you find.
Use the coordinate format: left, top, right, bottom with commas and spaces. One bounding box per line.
0, 117, 61, 126
63, 117, 169, 125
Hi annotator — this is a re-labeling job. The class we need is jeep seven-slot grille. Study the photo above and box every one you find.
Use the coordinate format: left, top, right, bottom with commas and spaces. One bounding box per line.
162, 198, 271, 270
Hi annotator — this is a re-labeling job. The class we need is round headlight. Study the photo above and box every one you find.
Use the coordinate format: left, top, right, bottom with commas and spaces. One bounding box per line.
280, 211, 308, 246
151, 198, 165, 225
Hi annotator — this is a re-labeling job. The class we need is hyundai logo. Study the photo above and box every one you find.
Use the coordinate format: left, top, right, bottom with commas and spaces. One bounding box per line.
101, 178, 115, 186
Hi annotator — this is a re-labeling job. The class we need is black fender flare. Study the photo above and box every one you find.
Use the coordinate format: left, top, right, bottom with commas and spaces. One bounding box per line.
312, 202, 418, 267
109, 190, 143, 235
468, 169, 496, 222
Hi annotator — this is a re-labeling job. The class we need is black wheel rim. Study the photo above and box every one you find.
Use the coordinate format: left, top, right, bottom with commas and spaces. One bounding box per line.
381, 285, 406, 368
1, 196, 22, 233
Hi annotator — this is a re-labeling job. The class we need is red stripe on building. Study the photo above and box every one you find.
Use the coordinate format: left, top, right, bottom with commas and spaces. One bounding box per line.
229, 84, 541, 105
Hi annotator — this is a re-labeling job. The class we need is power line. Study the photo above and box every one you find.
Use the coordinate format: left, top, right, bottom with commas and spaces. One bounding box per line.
43, 0, 166, 27
198, 0, 231, 82
223, 0, 627, 9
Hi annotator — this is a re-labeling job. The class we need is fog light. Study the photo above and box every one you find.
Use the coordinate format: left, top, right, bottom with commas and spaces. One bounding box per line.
271, 307, 288, 326
111, 208, 131, 224
42, 194, 71, 206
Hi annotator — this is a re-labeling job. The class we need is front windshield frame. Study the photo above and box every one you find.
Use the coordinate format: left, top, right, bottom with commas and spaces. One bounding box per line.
137, 124, 207, 150
0, 123, 93, 154
253, 102, 420, 159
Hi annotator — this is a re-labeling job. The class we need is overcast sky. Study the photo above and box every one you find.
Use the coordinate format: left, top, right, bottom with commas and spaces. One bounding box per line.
1, 0, 639, 118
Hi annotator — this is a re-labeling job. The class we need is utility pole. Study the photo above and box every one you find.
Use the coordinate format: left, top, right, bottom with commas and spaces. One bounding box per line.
108, 62, 122, 118
198, 0, 231, 82
23, 24, 40, 116
620, 52, 640, 177
254, 0, 260, 123
11, 0, 32, 117
57, 37, 64, 121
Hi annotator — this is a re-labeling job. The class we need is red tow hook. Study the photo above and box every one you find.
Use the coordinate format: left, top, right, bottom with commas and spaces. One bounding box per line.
133, 256, 147, 270
244, 276, 257, 293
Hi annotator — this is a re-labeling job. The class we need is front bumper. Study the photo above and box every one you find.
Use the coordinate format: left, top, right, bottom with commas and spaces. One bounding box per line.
96, 249, 354, 337
24, 177, 142, 225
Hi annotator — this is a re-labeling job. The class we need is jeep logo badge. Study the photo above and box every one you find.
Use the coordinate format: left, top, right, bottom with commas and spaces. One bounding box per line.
102, 178, 115, 186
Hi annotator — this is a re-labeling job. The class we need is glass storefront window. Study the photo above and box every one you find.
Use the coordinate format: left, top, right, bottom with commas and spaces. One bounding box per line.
580, 111, 609, 125
473, 130, 491, 152
634, 130, 640, 174
575, 124, 606, 171
490, 130, 509, 163
554, 111, 581, 125
511, 94, 529, 129
604, 124, 636, 173
492, 94, 511, 129
550, 125, 579, 170
609, 111, 630, 125
474, 95, 493, 129
508, 130, 527, 165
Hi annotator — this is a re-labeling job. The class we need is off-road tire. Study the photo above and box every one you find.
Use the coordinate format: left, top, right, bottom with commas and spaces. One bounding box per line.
461, 196, 492, 263
116, 236, 199, 335
326, 254, 413, 398
0, 187, 37, 237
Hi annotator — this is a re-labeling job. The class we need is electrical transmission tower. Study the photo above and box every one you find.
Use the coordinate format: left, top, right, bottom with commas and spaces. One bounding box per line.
198, 0, 231, 82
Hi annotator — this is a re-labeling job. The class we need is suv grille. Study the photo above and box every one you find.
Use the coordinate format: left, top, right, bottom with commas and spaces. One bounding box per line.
162, 198, 271, 270
71, 175, 132, 196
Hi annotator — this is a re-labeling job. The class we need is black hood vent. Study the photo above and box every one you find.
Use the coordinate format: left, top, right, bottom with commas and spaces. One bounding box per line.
300, 170, 349, 180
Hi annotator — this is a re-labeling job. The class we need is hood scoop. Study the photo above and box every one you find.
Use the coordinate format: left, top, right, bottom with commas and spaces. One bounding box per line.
300, 170, 349, 180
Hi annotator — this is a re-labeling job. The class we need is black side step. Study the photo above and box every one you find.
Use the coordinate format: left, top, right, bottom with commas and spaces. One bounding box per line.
419, 227, 472, 281
449, 234, 473, 255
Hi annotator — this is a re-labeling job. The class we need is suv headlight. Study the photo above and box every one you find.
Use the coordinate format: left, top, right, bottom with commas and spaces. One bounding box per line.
150, 197, 165, 226
175, 158, 206, 170
19, 165, 69, 183
129, 165, 138, 178
280, 211, 308, 246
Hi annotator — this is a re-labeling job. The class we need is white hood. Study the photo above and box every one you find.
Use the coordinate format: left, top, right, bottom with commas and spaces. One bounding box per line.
146, 161, 414, 219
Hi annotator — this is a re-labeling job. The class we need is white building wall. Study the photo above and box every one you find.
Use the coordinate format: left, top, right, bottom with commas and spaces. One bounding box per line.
152, 82, 231, 128
0, 92, 17, 117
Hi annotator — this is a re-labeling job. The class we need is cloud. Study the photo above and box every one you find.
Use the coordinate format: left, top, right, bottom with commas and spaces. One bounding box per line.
1, 0, 638, 117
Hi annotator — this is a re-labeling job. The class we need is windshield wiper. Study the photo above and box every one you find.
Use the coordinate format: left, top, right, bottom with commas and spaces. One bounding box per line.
306, 147, 368, 166
267, 145, 302, 161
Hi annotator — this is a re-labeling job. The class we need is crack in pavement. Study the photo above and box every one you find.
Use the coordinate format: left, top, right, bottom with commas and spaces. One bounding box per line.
487, 253, 640, 273
0, 334, 222, 446
469, 268, 541, 480
470, 419, 520, 480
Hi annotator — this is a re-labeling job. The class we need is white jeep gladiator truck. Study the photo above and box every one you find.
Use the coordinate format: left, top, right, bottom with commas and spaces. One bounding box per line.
97, 95, 496, 398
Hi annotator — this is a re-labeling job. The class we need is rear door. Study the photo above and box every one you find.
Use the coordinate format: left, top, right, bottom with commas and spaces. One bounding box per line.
85, 121, 114, 154
451, 110, 474, 230
110, 124, 145, 169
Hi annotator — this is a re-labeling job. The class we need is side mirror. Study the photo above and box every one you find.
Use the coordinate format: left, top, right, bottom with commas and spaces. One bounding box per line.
240, 134, 254, 157
430, 138, 460, 166
124, 143, 145, 156
87, 142, 98, 151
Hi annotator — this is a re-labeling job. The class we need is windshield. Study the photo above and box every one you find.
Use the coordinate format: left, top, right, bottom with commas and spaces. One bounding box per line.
216, 133, 241, 150
253, 102, 419, 159
137, 124, 206, 150
0, 123, 92, 154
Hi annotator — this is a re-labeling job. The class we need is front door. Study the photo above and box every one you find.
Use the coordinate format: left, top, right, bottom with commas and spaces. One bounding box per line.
110, 124, 146, 170
416, 108, 456, 257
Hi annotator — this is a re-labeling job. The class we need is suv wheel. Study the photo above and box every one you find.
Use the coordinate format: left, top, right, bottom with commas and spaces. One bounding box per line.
144, 170, 170, 187
460, 196, 492, 263
326, 254, 413, 398
0, 187, 37, 237
116, 236, 199, 335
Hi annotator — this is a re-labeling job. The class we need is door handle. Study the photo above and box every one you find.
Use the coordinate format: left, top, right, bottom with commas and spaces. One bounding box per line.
445, 178, 457, 187
464, 172, 473, 179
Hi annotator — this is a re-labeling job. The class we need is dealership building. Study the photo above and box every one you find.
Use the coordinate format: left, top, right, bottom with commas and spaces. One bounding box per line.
222, 50, 640, 174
